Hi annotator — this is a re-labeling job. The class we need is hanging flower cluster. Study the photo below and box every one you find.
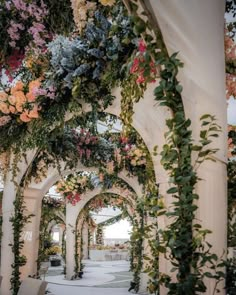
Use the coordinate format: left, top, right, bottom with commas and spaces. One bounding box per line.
225, 29, 236, 62
4, 0, 48, 48
0, 80, 41, 124
226, 73, 236, 99
73, 129, 98, 160
56, 173, 94, 205
70, 0, 97, 33
128, 146, 147, 166
0, 0, 49, 65
130, 40, 157, 84
42, 196, 64, 208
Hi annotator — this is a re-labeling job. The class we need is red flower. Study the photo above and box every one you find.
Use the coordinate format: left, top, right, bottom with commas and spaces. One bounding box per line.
138, 39, 146, 53
130, 57, 140, 74
136, 75, 145, 84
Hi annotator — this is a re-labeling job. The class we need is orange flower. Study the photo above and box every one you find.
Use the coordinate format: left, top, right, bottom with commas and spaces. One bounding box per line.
27, 106, 39, 119
11, 81, 24, 94
14, 91, 26, 104
26, 92, 36, 102
9, 105, 16, 114
0, 91, 8, 102
29, 79, 41, 93
0, 102, 10, 114
15, 103, 23, 112
20, 112, 31, 123
8, 95, 17, 105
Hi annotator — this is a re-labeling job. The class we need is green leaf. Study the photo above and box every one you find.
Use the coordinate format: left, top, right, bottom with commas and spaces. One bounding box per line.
167, 187, 178, 194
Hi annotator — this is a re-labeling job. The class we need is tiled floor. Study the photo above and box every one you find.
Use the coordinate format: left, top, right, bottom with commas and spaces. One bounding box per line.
46, 260, 133, 295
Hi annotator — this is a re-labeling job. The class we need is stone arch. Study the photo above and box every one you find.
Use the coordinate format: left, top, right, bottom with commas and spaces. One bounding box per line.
0, 3, 227, 295
66, 186, 140, 280
21, 165, 144, 279
76, 192, 135, 266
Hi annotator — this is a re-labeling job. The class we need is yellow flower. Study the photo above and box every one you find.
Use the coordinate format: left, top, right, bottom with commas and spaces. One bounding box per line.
99, 0, 115, 6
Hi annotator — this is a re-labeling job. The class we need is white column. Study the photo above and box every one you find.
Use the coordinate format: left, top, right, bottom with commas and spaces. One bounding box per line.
82, 223, 89, 260
139, 216, 156, 294
0, 150, 36, 295
0, 169, 18, 295
21, 191, 42, 278
65, 203, 78, 279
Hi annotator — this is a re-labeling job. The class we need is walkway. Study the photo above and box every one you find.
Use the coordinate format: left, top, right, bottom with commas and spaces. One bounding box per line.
46, 260, 133, 295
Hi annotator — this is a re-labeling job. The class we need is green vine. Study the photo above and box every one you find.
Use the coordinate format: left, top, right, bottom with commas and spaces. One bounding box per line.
10, 189, 34, 295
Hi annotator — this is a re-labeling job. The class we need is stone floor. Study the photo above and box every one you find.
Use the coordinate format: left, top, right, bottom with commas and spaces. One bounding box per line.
45, 260, 133, 295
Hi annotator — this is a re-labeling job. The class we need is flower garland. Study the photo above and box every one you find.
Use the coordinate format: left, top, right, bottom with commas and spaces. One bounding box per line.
0, 80, 41, 124
56, 173, 95, 205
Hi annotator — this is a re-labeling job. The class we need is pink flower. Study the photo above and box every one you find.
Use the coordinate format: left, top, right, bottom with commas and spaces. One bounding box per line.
136, 75, 145, 84
130, 58, 140, 74
0, 115, 11, 126
86, 149, 91, 159
138, 39, 146, 53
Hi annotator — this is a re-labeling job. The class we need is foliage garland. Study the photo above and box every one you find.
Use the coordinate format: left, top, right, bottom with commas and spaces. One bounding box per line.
121, 1, 224, 294
10, 189, 34, 295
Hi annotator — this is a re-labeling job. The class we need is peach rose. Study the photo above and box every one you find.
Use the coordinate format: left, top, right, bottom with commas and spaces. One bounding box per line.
9, 105, 16, 114
26, 92, 36, 102
15, 103, 23, 112
28, 106, 39, 119
20, 112, 31, 122
0, 102, 10, 114
8, 95, 17, 105
11, 81, 24, 94
29, 79, 41, 93
0, 91, 8, 102
14, 91, 26, 104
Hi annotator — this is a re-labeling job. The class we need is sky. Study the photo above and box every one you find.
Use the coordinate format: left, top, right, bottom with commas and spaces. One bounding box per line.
104, 219, 132, 239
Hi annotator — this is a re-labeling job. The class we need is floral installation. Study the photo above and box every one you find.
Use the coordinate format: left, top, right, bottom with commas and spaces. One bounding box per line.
56, 172, 95, 205
129, 39, 158, 84
42, 196, 64, 209
45, 245, 61, 256
0, 80, 42, 124
73, 129, 98, 160
70, 0, 97, 33
226, 73, 236, 99
0, 1, 135, 157
225, 27, 236, 100
0, 0, 49, 67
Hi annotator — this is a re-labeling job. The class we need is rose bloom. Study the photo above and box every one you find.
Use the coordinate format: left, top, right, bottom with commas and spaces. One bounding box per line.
8, 95, 17, 105
0, 102, 10, 114
0, 91, 8, 102
20, 112, 31, 122
9, 105, 16, 114
29, 79, 41, 93
26, 92, 36, 102
27, 106, 39, 118
15, 103, 23, 112
14, 91, 26, 104
11, 81, 24, 94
